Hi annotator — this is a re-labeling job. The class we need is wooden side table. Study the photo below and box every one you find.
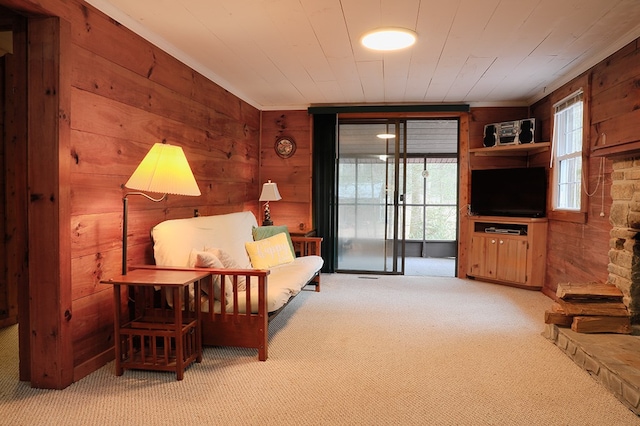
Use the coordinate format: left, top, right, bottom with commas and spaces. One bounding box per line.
290, 229, 316, 237
101, 269, 211, 380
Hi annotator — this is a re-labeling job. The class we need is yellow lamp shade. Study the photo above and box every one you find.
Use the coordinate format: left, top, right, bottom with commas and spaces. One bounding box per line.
125, 143, 201, 196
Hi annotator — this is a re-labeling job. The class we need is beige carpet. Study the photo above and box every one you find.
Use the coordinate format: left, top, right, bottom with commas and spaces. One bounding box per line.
1, 274, 639, 425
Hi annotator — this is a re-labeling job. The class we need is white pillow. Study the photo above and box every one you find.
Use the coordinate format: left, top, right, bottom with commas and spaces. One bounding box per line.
205, 247, 247, 293
188, 248, 223, 298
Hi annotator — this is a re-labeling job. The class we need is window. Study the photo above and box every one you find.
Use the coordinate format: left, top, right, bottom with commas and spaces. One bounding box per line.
405, 157, 457, 241
552, 91, 583, 211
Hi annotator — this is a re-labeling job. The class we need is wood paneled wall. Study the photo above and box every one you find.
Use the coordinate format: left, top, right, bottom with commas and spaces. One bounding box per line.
0, 10, 26, 331
69, 3, 260, 382
3, 0, 260, 388
530, 38, 640, 297
590, 39, 640, 156
259, 110, 313, 233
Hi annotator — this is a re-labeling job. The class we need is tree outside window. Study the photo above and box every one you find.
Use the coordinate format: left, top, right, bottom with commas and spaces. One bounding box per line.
405, 159, 457, 241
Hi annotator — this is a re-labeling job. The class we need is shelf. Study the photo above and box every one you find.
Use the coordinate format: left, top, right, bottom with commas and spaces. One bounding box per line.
469, 215, 548, 224
470, 142, 550, 157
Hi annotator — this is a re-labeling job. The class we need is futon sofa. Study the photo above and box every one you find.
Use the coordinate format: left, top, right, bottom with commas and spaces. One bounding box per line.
147, 211, 323, 360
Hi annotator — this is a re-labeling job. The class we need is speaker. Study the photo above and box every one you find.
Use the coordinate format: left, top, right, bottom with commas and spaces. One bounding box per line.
483, 124, 498, 147
518, 119, 535, 144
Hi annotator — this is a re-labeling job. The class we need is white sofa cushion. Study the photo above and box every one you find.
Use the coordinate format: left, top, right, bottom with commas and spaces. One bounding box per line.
229, 256, 324, 313
152, 211, 256, 268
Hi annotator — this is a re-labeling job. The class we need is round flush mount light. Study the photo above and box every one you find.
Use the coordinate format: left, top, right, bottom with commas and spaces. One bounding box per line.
361, 28, 417, 51
376, 133, 396, 139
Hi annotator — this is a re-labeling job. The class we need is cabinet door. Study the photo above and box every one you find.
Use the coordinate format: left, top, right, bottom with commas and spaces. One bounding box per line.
495, 237, 528, 284
468, 235, 498, 279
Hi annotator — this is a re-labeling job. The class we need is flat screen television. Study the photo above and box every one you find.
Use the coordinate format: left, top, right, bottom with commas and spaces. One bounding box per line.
470, 167, 547, 218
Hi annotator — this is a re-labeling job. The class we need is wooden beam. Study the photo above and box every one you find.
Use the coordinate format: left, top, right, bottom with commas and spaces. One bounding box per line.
28, 16, 73, 389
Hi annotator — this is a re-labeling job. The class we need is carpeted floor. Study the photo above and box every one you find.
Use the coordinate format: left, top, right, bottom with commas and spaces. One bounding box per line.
1, 274, 639, 425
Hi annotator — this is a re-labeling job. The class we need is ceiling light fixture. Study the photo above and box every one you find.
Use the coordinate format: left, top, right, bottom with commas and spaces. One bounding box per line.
377, 133, 395, 139
361, 28, 417, 51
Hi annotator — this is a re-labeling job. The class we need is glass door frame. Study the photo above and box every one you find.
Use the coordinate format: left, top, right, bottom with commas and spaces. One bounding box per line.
335, 119, 407, 275
385, 120, 406, 274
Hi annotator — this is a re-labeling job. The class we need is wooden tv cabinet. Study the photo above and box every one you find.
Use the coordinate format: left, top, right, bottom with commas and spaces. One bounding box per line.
467, 216, 547, 290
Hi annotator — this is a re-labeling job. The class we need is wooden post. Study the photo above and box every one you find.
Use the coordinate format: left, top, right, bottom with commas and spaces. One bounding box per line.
28, 16, 74, 389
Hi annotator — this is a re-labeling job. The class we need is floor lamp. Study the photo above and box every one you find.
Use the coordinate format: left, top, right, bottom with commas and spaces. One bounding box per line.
122, 142, 201, 275
259, 180, 282, 226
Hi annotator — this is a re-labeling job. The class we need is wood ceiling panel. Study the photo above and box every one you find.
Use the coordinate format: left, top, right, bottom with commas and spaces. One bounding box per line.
356, 60, 385, 103
87, 0, 640, 109
382, 50, 413, 102
445, 56, 496, 102
531, 0, 615, 57
403, 1, 460, 101
469, 0, 540, 57
267, 1, 336, 85
442, 0, 499, 57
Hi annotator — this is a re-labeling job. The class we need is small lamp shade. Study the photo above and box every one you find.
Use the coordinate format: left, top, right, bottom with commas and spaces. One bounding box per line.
259, 180, 282, 202
259, 180, 281, 226
125, 143, 201, 196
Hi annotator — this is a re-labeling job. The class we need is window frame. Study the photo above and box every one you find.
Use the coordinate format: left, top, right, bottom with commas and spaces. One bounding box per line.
548, 78, 590, 224
404, 156, 458, 242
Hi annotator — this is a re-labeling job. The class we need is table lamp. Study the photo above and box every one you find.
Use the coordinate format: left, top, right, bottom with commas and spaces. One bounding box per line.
259, 180, 281, 226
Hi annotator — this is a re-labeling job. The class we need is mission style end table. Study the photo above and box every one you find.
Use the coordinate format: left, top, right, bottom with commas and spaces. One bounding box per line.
102, 269, 211, 380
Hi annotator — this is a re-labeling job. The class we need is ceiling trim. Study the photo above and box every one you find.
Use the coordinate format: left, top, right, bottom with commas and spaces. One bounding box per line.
308, 104, 470, 115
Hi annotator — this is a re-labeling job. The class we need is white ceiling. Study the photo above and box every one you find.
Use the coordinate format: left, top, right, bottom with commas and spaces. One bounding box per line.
86, 0, 640, 111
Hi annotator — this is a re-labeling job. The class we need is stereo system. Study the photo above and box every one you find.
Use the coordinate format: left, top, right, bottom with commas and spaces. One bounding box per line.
484, 227, 522, 235
483, 118, 536, 147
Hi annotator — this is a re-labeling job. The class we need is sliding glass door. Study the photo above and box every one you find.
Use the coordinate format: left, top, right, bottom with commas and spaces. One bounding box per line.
336, 121, 406, 274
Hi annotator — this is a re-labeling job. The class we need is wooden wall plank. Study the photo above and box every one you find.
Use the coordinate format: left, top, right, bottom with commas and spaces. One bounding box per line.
0, 55, 7, 325
4, 8, 30, 382
457, 113, 470, 278
1, 12, 27, 331
71, 2, 255, 125
71, 288, 114, 380
260, 110, 313, 233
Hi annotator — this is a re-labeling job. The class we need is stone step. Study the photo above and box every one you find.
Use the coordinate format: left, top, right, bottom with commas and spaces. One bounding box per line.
544, 324, 640, 415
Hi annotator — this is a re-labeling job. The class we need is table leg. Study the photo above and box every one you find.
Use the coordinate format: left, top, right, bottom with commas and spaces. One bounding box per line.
113, 284, 123, 376
195, 277, 203, 363
174, 286, 184, 381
